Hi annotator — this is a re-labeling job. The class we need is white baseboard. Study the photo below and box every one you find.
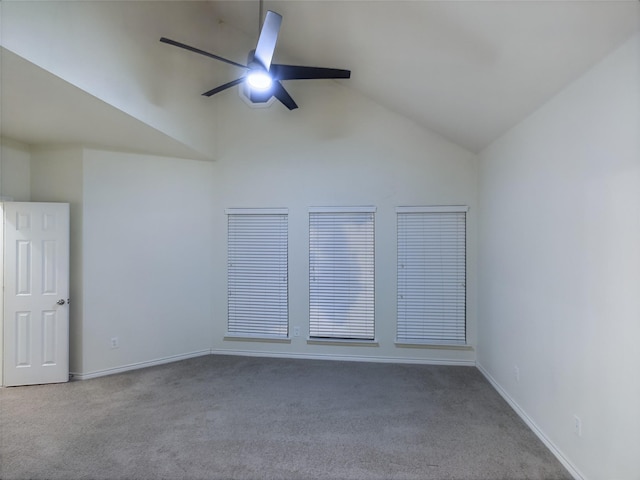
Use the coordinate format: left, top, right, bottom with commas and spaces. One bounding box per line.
210, 348, 476, 366
70, 349, 211, 381
476, 362, 585, 480
69, 349, 474, 381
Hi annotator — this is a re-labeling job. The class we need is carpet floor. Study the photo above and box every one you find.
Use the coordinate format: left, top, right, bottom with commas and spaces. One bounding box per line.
0, 354, 572, 480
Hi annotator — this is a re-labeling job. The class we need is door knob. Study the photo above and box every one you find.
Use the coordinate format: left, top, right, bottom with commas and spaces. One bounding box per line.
56, 299, 66, 305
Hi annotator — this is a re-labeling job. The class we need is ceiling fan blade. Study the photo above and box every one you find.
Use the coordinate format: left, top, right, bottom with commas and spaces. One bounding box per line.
202, 77, 246, 97
272, 81, 298, 110
271, 65, 351, 81
160, 37, 248, 69
253, 10, 282, 70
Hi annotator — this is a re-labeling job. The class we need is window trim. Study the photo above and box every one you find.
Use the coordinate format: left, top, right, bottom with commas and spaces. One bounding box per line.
396, 205, 469, 214
309, 206, 377, 214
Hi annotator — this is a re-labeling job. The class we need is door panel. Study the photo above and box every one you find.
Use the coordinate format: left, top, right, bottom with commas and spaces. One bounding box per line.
4, 202, 70, 386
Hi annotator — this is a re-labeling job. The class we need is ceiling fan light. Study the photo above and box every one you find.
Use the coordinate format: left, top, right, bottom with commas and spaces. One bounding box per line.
247, 70, 273, 91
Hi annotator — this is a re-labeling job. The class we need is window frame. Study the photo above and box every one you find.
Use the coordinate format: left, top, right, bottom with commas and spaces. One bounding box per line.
226, 208, 289, 341
308, 206, 376, 342
396, 205, 468, 347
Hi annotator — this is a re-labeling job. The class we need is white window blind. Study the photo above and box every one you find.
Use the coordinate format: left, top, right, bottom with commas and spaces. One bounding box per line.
227, 209, 288, 338
309, 207, 375, 340
397, 206, 467, 345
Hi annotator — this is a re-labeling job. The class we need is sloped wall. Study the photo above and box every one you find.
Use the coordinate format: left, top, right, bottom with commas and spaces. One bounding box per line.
0, 1, 256, 158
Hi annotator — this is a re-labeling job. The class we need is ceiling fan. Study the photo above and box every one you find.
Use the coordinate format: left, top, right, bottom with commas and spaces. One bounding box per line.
160, 10, 351, 110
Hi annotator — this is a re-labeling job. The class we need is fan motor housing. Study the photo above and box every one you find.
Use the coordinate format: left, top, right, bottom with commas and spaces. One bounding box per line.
239, 83, 276, 108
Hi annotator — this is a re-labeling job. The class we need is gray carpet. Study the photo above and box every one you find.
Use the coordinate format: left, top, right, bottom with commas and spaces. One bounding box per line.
0, 355, 572, 480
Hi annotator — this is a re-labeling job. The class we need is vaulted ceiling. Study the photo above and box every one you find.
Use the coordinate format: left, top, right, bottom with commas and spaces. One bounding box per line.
1, 1, 639, 158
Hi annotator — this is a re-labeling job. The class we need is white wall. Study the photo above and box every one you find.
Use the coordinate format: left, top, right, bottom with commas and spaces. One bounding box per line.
30, 147, 216, 376
5, 0, 478, 374
0, 203, 3, 384
0, 138, 31, 201
80, 149, 216, 376
210, 82, 478, 364
477, 33, 640, 480
20, 78, 478, 378
0, 138, 31, 384
30, 146, 84, 372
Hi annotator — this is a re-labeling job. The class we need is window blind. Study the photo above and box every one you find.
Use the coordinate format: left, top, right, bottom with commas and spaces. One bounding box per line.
396, 206, 467, 345
309, 207, 375, 340
227, 209, 288, 338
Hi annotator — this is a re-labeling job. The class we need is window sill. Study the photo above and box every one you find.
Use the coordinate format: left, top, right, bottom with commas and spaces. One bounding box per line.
307, 338, 379, 347
224, 335, 291, 344
395, 342, 474, 351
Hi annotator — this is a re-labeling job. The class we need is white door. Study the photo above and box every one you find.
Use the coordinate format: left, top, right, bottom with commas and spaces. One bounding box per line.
3, 202, 70, 386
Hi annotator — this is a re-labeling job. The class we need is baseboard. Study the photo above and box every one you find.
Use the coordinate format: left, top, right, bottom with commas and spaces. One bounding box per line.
476, 362, 585, 480
71, 348, 474, 382
70, 349, 212, 381
210, 348, 476, 366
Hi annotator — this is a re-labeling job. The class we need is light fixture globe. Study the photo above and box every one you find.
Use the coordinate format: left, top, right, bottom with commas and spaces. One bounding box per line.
246, 70, 273, 91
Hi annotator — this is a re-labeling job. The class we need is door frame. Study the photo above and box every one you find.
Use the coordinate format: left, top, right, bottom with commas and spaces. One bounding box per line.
0, 202, 4, 385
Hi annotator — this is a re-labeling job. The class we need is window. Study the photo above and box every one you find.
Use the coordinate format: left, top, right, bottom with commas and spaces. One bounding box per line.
227, 209, 288, 338
309, 207, 375, 340
396, 206, 468, 345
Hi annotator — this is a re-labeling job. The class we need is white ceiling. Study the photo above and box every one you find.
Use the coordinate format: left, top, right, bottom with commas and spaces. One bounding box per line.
1, 1, 639, 156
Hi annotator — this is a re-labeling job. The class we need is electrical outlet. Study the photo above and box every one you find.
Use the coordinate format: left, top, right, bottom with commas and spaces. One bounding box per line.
573, 415, 582, 437
110, 337, 119, 349
293, 326, 301, 337
513, 365, 520, 383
